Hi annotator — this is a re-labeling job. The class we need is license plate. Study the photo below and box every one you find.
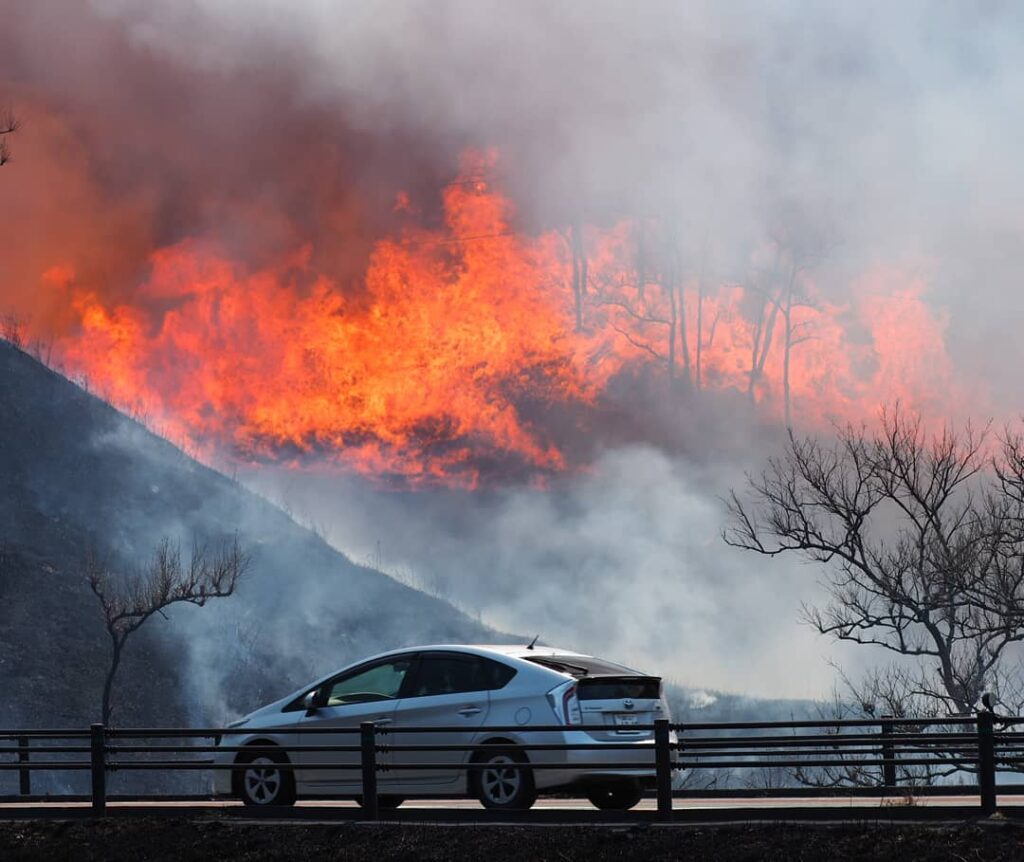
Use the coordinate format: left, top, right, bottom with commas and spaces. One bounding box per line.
614, 714, 639, 727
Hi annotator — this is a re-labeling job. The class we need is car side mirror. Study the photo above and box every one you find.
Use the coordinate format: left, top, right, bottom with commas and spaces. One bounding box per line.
303, 691, 318, 714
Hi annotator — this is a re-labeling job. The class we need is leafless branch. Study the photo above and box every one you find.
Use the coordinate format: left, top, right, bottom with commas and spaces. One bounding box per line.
0, 109, 18, 167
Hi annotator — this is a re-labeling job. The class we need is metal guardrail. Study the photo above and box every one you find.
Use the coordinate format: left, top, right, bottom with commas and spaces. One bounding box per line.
0, 711, 1017, 819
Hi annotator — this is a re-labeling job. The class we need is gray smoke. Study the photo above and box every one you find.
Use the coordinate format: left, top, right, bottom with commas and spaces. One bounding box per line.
4, 1, 1021, 701
241, 445, 868, 700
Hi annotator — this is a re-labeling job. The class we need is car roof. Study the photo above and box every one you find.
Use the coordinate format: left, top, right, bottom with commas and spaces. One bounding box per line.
372, 643, 593, 662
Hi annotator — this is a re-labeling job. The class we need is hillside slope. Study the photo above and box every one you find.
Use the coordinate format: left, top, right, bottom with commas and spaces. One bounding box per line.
0, 340, 501, 743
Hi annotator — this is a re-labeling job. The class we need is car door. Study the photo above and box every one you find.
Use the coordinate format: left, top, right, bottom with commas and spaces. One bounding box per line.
389, 652, 503, 787
297, 655, 415, 791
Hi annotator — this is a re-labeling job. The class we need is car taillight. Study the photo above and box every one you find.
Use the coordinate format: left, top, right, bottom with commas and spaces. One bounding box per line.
546, 681, 581, 725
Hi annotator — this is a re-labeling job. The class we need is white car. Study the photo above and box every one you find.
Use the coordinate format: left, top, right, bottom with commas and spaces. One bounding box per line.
213, 644, 674, 810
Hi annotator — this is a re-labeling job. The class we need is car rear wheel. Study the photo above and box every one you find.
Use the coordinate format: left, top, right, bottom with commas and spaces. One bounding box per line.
586, 780, 644, 811
236, 749, 296, 807
473, 748, 537, 810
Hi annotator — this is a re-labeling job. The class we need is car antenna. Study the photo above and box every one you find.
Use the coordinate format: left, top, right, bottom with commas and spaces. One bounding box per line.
526, 634, 540, 650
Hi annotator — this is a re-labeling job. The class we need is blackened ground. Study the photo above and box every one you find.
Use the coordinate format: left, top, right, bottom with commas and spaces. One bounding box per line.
0, 338, 502, 767
3, 818, 1024, 861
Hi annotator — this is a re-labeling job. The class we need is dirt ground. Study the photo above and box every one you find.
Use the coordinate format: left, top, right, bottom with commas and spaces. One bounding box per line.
2, 818, 1024, 861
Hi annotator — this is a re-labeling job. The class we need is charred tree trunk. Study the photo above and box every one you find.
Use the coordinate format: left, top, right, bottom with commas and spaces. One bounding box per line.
749, 293, 781, 402
695, 275, 704, 392
635, 219, 648, 302
100, 634, 122, 725
569, 219, 588, 332
780, 259, 805, 428
783, 279, 794, 428
667, 282, 677, 385
748, 250, 782, 403
672, 250, 692, 393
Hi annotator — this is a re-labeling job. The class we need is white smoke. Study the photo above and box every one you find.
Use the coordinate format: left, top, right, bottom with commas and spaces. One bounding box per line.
242, 446, 865, 699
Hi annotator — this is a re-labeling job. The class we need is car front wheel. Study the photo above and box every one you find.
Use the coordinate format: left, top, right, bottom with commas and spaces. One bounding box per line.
236, 749, 297, 807
473, 748, 537, 810
586, 780, 644, 810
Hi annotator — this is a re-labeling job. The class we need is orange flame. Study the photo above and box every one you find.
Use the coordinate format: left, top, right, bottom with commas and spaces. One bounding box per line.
35, 152, 971, 485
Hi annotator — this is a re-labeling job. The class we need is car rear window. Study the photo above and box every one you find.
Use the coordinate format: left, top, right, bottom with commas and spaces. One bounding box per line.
576, 677, 661, 700
525, 655, 639, 678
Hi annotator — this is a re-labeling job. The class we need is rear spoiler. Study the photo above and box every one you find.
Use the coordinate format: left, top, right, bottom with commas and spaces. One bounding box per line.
577, 675, 662, 685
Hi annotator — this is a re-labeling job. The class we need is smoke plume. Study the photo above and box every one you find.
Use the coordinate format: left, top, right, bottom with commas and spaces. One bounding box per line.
2, 0, 1021, 696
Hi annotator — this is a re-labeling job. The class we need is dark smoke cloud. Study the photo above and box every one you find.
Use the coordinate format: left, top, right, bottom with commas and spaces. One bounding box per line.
5, 0, 1022, 395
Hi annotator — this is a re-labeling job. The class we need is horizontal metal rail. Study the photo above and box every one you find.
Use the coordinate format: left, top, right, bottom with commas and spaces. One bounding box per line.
103, 724, 657, 736
676, 758, 977, 769
101, 742, 659, 754
0, 746, 91, 754
1, 711, 1018, 820
99, 761, 661, 771
679, 732, 978, 747
676, 716, 981, 730
680, 748, 977, 760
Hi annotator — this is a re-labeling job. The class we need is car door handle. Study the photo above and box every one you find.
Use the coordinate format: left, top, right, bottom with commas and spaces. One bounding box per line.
457, 706, 482, 717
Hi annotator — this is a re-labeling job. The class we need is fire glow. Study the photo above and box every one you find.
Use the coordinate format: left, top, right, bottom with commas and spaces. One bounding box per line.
41, 153, 960, 486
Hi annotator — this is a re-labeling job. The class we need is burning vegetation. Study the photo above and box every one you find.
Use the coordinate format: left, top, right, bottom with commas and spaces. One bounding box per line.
1, 3, 1001, 489
17, 150, 963, 486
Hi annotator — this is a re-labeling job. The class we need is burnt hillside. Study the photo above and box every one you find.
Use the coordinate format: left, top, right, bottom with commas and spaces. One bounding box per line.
0, 340, 499, 743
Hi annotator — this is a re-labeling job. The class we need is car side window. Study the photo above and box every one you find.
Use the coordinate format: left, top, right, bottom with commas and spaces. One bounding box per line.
409, 655, 517, 697
323, 658, 413, 706
479, 658, 517, 691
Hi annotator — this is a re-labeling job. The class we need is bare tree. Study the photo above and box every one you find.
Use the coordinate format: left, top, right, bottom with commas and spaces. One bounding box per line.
87, 536, 249, 724
776, 252, 817, 429
773, 224, 833, 427
693, 230, 710, 393
725, 407, 1024, 718
743, 205, 833, 421
0, 109, 17, 167
744, 246, 783, 404
592, 218, 696, 392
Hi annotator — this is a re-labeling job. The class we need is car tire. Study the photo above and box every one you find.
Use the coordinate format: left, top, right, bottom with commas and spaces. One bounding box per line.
236, 748, 297, 807
586, 780, 644, 811
472, 747, 537, 810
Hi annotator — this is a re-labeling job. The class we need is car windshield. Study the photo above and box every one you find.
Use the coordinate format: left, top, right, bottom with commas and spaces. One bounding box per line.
325, 659, 412, 706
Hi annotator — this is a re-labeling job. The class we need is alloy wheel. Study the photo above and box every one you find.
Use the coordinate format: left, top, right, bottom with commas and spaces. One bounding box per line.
480, 755, 521, 805
243, 756, 282, 804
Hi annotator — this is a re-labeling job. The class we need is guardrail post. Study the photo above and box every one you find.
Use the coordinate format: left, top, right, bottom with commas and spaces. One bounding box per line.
360, 721, 379, 820
880, 715, 896, 788
654, 718, 673, 821
90, 723, 106, 815
18, 736, 30, 796
977, 709, 997, 815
